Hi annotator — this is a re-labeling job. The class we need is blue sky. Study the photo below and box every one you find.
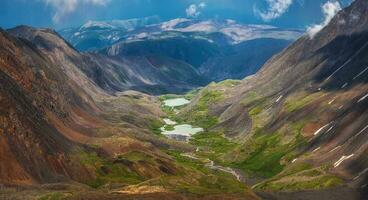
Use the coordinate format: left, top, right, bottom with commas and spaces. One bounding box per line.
0, 0, 353, 30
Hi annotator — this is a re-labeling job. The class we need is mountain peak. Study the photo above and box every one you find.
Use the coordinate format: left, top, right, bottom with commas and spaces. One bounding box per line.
79, 15, 162, 31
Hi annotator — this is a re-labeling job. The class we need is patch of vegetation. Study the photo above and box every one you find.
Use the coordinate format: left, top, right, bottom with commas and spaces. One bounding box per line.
249, 105, 264, 117
164, 124, 175, 131
161, 105, 177, 119
231, 124, 308, 178
77, 151, 144, 188
217, 79, 242, 87
166, 150, 211, 174
276, 162, 313, 178
255, 175, 342, 191
233, 133, 290, 177
181, 89, 223, 129
164, 150, 249, 195
117, 151, 154, 163
284, 92, 322, 113
253, 161, 343, 192
158, 94, 182, 101
240, 91, 260, 105
190, 131, 240, 164
184, 88, 202, 100
147, 118, 164, 135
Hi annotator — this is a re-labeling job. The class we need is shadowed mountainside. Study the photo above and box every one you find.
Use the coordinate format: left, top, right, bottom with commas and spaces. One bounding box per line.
8, 26, 205, 95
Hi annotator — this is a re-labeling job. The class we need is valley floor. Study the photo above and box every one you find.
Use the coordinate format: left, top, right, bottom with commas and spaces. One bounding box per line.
1, 90, 365, 200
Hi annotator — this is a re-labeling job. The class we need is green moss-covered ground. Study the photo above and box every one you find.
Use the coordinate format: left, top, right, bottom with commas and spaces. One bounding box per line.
157, 86, 343, 194
76, 151, 144, 188
164, 150, 249, 195
180, 89, 223, 129
253, 163, 342, 191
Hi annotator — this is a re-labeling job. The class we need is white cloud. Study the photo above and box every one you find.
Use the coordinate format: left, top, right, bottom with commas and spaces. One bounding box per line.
307, 1, 341, 39
254, 0, 293, 22
41, 0, 110, 23
198, 2, 206, 8
186, 2, 206, 18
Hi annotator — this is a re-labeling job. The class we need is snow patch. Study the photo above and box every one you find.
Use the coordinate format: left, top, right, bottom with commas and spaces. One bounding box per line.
313, 123, 331, 136
355, 125, 368, 138
163, 118, 177, 125
353, 66, 368, 80
334, 154, 354, 168
275, 95, 283, 103
179, 21, 216, 32
358, 94, 368, 103
81, 20, 114, 29
326, 125, 334, 133
329, 146, 341, 153
326, 42, 368, 81
161, 18, 190, 30
312, 147, 321, 153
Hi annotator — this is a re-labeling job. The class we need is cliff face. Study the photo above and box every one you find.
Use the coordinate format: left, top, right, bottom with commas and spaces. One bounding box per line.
182, 0, 368, 196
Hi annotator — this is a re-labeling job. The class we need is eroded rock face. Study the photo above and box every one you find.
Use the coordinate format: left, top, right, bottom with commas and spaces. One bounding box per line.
0, 35, 92, 184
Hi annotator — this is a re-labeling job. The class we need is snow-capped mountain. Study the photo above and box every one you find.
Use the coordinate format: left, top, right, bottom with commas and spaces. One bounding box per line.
116, 18, 302, 46
59, 17, 303, 82
60, 17, 302, 51
155, 18, 301, 44
59, 16, 161, 51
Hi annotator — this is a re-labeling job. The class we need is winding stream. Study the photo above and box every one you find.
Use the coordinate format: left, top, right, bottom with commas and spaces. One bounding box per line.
161, 98, 246, 183
181, 153, 246, 182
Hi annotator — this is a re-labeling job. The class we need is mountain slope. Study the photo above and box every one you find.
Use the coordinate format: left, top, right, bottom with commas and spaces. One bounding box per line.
199, 38, 290, 81
9, 26, 203, 95
102, 33, 294, 83
0, 26, 259, 200
0, 28, 96, 185
79, 53, 205, 94
180, 0, 368, 198
0, 26, 176, 186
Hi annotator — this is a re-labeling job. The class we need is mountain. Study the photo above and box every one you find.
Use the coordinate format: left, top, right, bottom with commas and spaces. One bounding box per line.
0, 26, 260, 199
179, 0, 368, 199
125, 18, 301, 45
9, 25, 205, 95
1, 25, 179, 186
61, 18, 302, 83
59, 16, 161, 51
81, 53, 205, 94
3, 0, 367, 199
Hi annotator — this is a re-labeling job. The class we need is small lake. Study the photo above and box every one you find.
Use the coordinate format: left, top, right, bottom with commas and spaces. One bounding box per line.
161, 120, 203, 142
163, 98, 190, 107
